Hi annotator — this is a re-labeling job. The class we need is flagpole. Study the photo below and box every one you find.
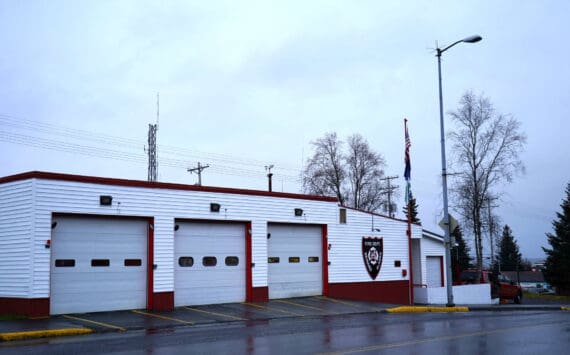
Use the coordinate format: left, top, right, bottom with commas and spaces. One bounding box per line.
404, 118, 414, 305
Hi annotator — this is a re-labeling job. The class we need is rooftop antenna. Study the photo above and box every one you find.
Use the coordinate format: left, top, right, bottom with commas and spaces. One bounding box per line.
147, 92, 159, 182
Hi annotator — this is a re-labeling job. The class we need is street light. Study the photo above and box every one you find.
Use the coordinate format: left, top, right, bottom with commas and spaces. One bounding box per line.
436, 34, 482, 307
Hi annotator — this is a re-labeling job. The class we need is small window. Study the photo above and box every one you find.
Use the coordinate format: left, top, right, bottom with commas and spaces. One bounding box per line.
203, 256, 217, 267
91, 259, 110, 267
124, 259, 142, 267
339, 208, 347, 224
55, 259, 75, 267
268, 257, 280, 263
179, 257, 194, 267
289, 257, 300, 263
308, 256, 319, 263
394, 260, 401, 267
225, 256, 239, 266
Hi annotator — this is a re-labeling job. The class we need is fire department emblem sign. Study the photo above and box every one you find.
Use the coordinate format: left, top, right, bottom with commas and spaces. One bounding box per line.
362, 237, 383, 280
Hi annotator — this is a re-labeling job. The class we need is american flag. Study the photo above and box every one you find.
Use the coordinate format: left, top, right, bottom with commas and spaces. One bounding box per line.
404, 118, 411, 204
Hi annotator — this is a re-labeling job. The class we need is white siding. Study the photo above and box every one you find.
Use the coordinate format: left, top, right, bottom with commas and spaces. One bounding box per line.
27, 178, 338, 297
412, 239, 422, 286
0, 180, 33, 297
1, 174, 422, 301
327, 208, 410, 283
420, 236, 446, 287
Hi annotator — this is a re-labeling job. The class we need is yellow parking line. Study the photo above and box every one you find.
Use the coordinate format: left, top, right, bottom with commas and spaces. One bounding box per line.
241, 302, 305, 316
183, 307, 248, 321
131, 310, 194, 325
63, 315, 126, 331
274, 299, 326, 312
318, 296, 365, 308
317, 296, 383, 311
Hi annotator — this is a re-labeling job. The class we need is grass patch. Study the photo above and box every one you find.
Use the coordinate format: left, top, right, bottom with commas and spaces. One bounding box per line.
523, 291, 570, 302
0, 314, 27, 321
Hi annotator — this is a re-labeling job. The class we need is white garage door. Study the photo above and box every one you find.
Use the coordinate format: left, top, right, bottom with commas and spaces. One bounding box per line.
426, 256, 443, 288
50, 216, 148, 315
267, 224, 322, 299
174, 222, 246, 306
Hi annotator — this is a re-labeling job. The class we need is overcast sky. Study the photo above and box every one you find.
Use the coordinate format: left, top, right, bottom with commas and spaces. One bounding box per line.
1, 1, 569, 260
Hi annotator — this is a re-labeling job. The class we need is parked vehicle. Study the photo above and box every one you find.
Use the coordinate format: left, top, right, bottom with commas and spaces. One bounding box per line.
460, 270, 523, 304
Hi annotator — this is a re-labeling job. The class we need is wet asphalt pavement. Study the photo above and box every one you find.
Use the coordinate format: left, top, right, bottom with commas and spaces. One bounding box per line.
2, 309, 569, 354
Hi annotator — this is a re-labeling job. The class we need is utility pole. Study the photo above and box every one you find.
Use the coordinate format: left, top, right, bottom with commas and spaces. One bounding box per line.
381, 176, 399, 217
485, 196, 499, 268
265, 164, 274, 192
187, 162, 209, 186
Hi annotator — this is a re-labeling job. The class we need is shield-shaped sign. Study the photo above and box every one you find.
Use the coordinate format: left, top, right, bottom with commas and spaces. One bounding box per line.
362, 237, 383, 280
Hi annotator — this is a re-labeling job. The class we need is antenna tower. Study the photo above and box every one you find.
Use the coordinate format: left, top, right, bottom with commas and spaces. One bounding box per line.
147, 92, 159, 182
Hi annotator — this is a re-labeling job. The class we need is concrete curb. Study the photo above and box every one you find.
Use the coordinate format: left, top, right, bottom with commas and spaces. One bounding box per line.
385, 306, 470, 313
0, 328, 93, 342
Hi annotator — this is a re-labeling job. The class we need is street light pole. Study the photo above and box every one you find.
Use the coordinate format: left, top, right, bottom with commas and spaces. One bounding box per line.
436, 34, 482, 307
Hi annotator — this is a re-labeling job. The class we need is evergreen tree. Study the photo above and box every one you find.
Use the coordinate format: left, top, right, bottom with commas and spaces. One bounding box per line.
402, 193, 421, 224
543, 182, 570, 295
451, 225, 472, 281
498, 225, 522, 271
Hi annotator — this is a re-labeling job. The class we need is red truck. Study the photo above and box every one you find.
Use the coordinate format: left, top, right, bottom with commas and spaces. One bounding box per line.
461, 270, 523, 304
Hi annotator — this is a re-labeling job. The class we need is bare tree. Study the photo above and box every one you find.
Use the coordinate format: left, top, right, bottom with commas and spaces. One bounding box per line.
302, 132, 347, 205
346, 134, 386, 211
449, 91, 526, 275
303, 132, 387, 212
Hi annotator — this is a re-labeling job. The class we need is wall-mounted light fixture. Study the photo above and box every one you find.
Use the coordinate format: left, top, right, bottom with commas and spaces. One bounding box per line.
174, 224, 180, 231
210, 203, 221, 212
99, 195, 113, 206
294, 208, 303, 217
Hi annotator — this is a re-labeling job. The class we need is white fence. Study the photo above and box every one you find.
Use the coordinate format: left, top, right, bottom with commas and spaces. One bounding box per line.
414, 284, 495, 305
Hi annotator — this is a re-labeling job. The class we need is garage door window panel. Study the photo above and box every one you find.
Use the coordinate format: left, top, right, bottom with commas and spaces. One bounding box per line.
124, 259, 142, 267
55, 259, 75, 267
225, 256, 239, 266
91, 259, 110, 267
178, 257, 194, 267
203, 256, 217, 267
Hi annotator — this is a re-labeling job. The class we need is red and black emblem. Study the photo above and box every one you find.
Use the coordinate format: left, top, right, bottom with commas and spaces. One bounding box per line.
362, 237, 383, 280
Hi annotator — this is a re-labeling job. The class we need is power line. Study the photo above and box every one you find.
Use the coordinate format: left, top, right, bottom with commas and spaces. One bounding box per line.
0, 114, 302, 173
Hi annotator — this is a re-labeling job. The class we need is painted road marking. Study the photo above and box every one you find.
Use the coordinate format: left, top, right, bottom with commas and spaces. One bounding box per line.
0, 328, 92, 341
131, 310, 195, 325
64, 315, 126, 331
241, 302, 305, 316
316, 296, 382, 311
318, 320, 570, 355
183, 307, 248, 321
274, 299, 326, 312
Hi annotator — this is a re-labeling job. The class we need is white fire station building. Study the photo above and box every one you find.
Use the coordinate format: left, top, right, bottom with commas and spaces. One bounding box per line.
0, 171, 445, 317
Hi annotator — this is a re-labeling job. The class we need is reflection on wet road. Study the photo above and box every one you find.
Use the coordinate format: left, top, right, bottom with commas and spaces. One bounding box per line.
2, 311, 568, 354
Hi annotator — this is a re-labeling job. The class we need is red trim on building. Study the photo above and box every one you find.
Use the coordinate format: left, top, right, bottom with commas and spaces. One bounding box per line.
151, 292, 174, 311
147, 218, 154, 310
245, 222, 253, 302
250, 287, 269, 302
0, 171, 338, 202
321, 225, 329, 296
328, 280, 410, 305
0, 298, 49, 318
